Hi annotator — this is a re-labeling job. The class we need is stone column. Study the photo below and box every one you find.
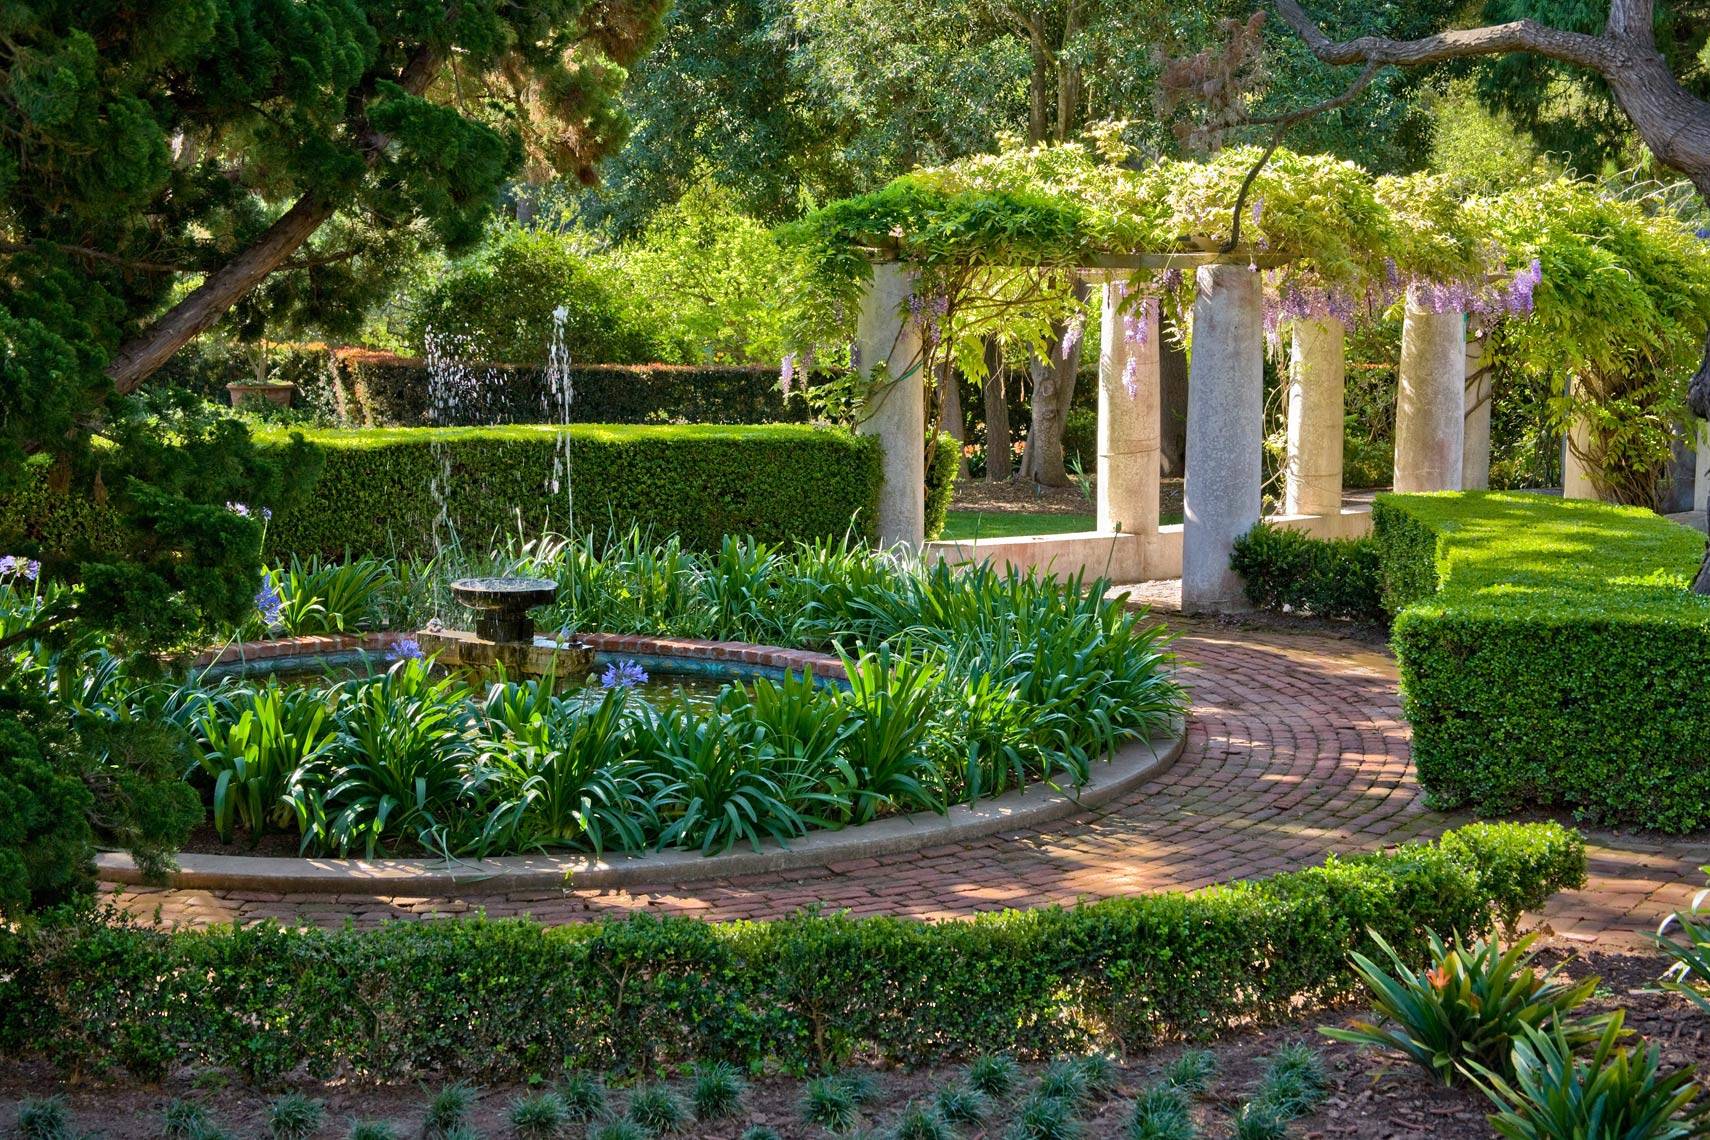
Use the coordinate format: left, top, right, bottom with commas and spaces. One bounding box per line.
1284, 317, 1345, 517
1462, 323, 1492, 491
1697, 421, 1710, 515
1096, 280, 1160, 535
1562, 419, 1599, 500
1183, 264, 1263, 612
855, 262, 926, 548
1394, 294, 1465, 493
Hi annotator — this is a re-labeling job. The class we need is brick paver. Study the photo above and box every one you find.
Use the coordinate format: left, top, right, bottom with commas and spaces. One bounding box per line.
109, 622, 1710, 949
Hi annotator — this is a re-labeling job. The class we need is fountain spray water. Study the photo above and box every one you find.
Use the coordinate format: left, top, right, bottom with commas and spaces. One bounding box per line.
544, 305, 575, 535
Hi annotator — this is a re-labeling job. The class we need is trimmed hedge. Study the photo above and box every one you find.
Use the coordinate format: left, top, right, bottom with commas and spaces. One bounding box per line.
924, 430, 958, 541
0, 822, 1583, 1081
264, 425, 882, 559
1229, 523, 1384, 621
160, 344, 819, 428
1376, 491, 1710, 831
318, 350, 820, 428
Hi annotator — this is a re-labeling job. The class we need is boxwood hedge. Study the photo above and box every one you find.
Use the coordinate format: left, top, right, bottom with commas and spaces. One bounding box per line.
1375, 491, 1710, 831
0, 822, 1581, 1082
261, 424, 882, 559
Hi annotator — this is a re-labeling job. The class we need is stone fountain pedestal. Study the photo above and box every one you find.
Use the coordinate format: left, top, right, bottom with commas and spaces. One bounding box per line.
416, 576, 595, 684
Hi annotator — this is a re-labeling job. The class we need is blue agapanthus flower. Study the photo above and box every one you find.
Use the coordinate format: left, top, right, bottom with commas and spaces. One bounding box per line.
0, 556, 41, 582
387, 637, 425, 662
255, 577, 284, 631
600, 659, 649, 689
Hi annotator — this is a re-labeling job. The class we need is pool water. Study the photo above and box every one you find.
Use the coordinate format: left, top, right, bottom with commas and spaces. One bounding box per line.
247, 660, 740, 713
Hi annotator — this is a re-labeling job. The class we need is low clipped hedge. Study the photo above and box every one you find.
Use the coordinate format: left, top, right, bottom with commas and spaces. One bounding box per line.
0, 822, 1583, 1081
924, 430, 958, 541
1230, 523, 1384, 621
262, 425, 882, 559
1376, 492, 1710, 831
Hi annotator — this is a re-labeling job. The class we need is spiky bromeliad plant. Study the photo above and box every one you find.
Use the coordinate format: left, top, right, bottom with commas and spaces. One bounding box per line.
1657, 867, 1710, 1016
1469, 1014, 1710, 1140
1320, 930, 1607, 1086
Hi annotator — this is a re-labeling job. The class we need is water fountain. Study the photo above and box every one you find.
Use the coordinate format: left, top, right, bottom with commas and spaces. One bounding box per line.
417, 576, 596, 684
415, 306, 592, 684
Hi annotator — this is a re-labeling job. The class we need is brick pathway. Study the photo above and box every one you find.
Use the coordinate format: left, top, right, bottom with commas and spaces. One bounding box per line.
108, 621, 1710, 949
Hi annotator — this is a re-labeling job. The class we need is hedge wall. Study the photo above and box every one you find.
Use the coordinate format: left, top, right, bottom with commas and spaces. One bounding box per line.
263, 425, 882, 559
0, 822, 1583, 1081
1376, 491, 1710, 831
159, 344, 819, 428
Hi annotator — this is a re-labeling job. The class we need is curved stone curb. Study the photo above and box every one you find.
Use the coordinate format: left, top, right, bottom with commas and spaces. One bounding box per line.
96, 719, 1186, 895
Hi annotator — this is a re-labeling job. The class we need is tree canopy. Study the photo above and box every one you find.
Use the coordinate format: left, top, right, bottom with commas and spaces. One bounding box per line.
0, 0, 667, 645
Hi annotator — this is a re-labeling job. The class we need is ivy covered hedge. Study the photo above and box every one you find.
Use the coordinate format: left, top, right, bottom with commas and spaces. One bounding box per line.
1376, 492, 1710, 831
0, 822, 1582, 1081
263, 425, 882, 559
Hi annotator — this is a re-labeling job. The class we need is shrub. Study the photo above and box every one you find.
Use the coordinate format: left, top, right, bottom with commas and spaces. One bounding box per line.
924, 431, 959, 541
1375, 492, 1710, 831
162, 1098, 212, 1138
1128, 1087, 1194, 1140
1160, 1051, 1215, 1094
1438, 822, 1587, 935
1229, 523, 1384, 621
1321, 930, 1606, 1086
407, 226, 660, 365
1471, 1015, 1710, 1140
933, 1084, 989, 1126
690, 1060, 745, 1121
1253, 1044, 1328, 1118
0, 825, 1583, 1081
801, 1076, 862, 1133
260, 424, 883, 559
555, 1072, 608, 1123
967, 1055, 1022, 1099
267, 1093, 325, 1140
890, 1102, 954, 1140
625, 1084, 686, 1133
15, 1097, 71, 1140
1006, 1090, 1084, 1140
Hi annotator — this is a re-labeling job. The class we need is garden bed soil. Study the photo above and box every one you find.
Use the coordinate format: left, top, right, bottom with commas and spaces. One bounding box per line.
2, 947, 1697, 1138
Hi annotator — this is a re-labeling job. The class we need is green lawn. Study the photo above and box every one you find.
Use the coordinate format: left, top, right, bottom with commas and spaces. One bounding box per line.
939, 509, 1184, 540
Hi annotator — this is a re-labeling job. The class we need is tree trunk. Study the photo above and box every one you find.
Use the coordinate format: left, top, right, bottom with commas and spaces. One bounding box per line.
1159, 316, 1189, 477
1019, 346, 1077, 486
104, 44, 443, 395
1026, 18, 1050, 145
939, 358, 970, 479
107, 195, 335, 393
983, 340, 1013, 482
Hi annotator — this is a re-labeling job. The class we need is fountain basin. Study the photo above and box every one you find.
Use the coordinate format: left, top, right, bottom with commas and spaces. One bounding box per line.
416, 627, 596, 683
450, 575, 558, 643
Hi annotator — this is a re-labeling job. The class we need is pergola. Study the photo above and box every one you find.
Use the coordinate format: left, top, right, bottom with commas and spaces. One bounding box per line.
852, 252, 1496, 611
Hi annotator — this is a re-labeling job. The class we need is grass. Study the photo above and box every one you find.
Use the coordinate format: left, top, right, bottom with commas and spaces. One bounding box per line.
939, 509, 1184, 540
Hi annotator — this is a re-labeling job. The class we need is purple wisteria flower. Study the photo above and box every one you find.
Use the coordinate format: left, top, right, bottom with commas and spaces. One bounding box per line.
255, 577, 284, 631
1060, 313, 1086, 361
0, 556, 40, 582
601, 659, 649, 689
779, 353, 797, 396
386, 637, 425, 662
1122, 356, 1141, 399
